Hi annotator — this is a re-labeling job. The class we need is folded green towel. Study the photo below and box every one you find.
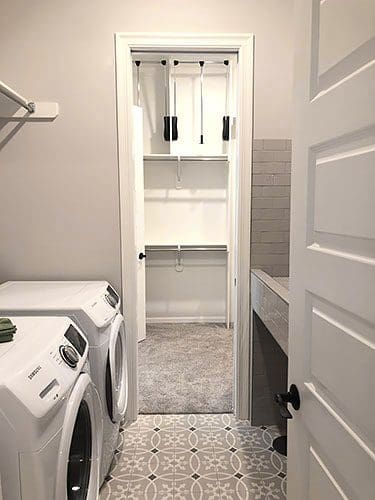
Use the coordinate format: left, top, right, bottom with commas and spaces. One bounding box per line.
0, 326, 17, 332
0, 318, 13, 325
0, 318, 17, 343
0, 333, 14, 343
0, 327, 17, 335
0, 318, 17, 334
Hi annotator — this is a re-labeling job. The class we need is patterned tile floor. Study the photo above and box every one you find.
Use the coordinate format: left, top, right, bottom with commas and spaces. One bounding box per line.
100, 414, 287, 499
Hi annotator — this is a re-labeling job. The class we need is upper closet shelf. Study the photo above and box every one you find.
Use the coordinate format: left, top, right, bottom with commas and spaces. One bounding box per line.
144, 154, 228, 162
145, 244, 228, 252
0, 80, 59, 120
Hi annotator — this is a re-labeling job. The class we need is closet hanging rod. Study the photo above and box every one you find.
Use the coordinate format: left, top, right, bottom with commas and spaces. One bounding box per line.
0, 80, 35, 113
145, 245, 228, 252
143, 155, 228, 162
133, 60, 228, 66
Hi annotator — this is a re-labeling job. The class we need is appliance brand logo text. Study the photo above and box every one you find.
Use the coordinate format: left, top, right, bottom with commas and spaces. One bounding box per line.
28, 365, 42, 380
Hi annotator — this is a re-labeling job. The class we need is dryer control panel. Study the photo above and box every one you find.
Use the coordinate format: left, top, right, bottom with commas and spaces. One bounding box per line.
82, 284, 121, 328
105, 285, 120, 308
0, 317, 89, 419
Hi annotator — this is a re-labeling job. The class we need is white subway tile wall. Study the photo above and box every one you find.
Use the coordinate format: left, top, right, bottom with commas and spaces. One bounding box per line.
251, 139, 291, 277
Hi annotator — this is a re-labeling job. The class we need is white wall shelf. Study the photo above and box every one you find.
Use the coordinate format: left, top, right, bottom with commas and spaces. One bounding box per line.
0, 80, 59, 120
0, 100, 59, 120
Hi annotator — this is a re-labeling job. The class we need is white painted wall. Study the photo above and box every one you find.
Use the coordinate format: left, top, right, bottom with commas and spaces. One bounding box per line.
144, 161, 229, 246
0, 0, 293, 291
146, 251, 228, 322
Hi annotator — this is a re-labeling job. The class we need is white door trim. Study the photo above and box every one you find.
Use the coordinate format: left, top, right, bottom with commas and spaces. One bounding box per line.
115, 33, 254, 420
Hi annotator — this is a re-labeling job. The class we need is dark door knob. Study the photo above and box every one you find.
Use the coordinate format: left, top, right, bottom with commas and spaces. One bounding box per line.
138, 252, 146, 260
274, 384, 300, 419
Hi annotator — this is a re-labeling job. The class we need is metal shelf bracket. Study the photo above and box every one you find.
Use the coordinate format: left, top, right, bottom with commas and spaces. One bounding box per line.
176, 156, 182, 189
175, 245, 183, 272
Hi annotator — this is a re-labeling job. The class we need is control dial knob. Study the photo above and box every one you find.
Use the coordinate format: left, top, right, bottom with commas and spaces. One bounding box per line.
59, 345, 79, 368
105, 293, 117, 308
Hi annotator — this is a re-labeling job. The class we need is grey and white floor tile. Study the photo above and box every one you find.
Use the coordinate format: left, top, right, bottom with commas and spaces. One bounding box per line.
100, 414, 287, 499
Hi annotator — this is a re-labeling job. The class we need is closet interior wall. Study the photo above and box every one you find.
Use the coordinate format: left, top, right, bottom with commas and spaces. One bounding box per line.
132, 53, 238, 325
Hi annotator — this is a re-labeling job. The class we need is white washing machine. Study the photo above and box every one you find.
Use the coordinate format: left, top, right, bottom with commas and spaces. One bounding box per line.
0, 281, 129, 485
0, 316, 103, 500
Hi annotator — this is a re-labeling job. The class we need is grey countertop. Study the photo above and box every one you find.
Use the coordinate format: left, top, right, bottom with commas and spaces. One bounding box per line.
251, 269, 289, 305
273, 276, 289, 291
251, 269, 289, 355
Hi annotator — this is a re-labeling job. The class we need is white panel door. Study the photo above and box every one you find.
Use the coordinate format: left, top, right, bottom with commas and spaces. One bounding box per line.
133, 106, 146, 342
288, 1, 375, 499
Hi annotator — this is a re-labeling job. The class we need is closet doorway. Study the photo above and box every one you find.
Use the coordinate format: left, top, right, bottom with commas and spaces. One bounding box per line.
115, 34, 254, 422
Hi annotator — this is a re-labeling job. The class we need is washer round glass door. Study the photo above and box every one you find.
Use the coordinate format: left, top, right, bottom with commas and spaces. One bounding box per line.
106, 313, 128, 423
55, 373, 102, 500
67, 399, 92, 499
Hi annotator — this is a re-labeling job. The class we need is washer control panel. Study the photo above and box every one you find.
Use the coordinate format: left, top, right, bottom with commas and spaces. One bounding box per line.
2, 317, 89, 418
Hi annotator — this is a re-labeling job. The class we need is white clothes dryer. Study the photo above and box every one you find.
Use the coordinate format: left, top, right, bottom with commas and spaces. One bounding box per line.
0, 281, 129, 485
0, 316, 103, 500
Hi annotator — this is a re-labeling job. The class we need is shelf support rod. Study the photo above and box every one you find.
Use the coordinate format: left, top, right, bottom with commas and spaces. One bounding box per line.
0, 80, 35, 113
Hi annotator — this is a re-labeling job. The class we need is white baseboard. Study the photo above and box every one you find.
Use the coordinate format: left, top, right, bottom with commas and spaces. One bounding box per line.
146, 316, 226, 324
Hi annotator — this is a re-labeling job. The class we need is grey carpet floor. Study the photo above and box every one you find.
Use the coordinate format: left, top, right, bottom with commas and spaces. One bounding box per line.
138, 323, 233, 414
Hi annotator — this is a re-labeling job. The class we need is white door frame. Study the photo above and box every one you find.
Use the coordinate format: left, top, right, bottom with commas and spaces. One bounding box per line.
115, 33, 254, 420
